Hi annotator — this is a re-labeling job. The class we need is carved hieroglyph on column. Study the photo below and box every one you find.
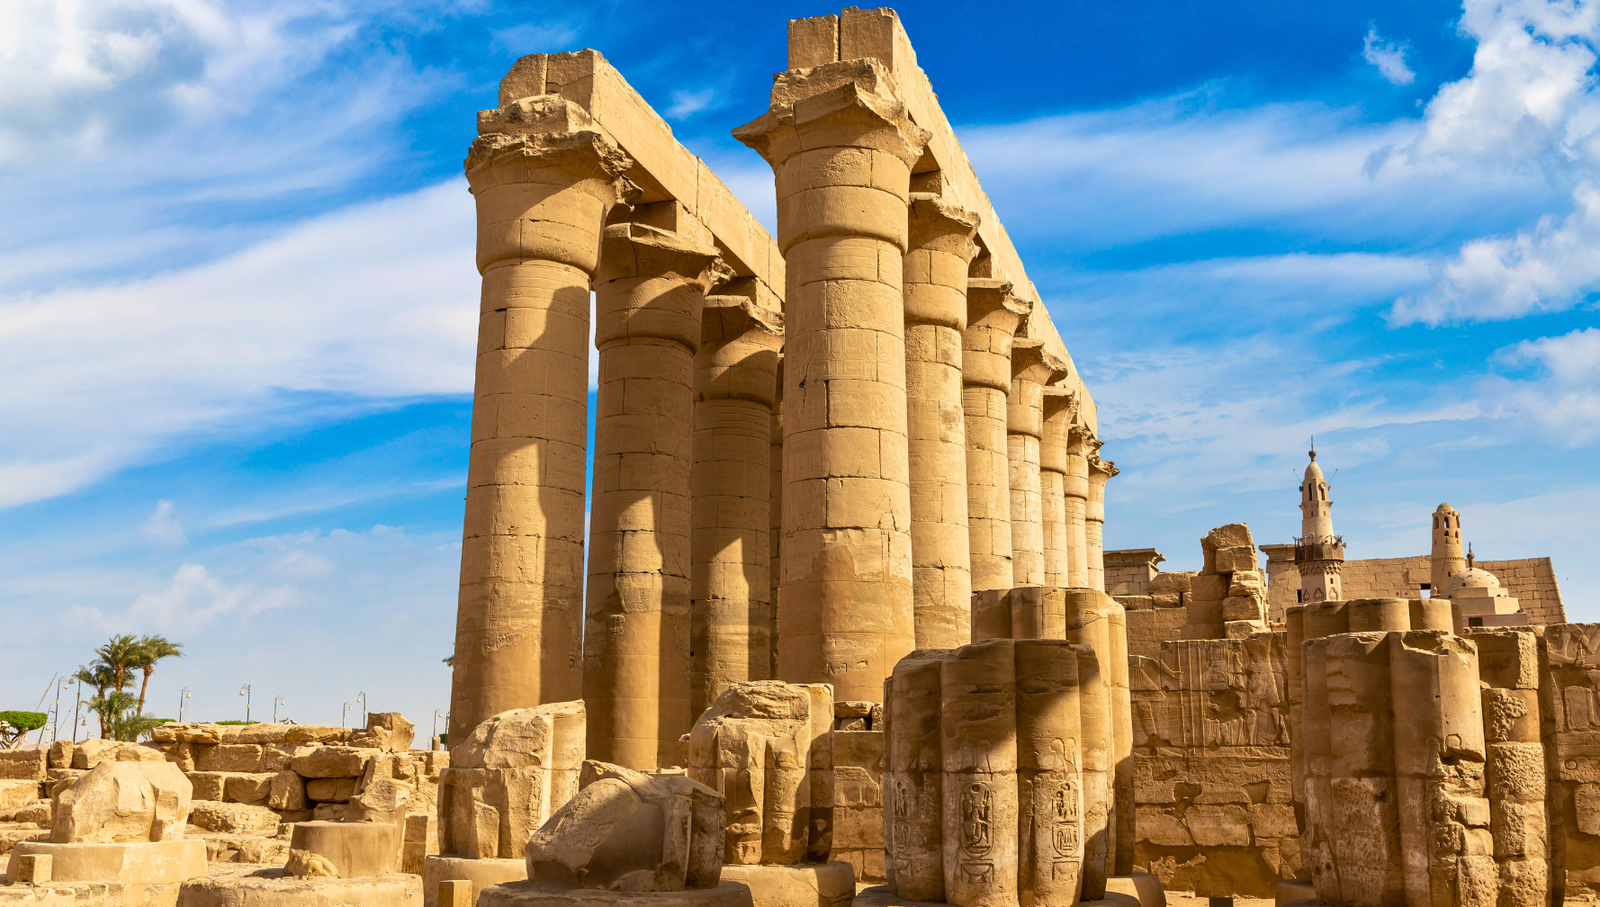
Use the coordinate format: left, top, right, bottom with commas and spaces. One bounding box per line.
963, 280, 1032, 594
1063, 427, 1092, 590
1040, 389, 1077, 589
1063, 589, 1132, 890
903, 192, 980, 649
1007, 341, 1066, 589
691, 293, 784, 719
453, 98, 638, 744
1085, 456, 1117, 594
584, 222, 724, 770
735, 64, 929, 703
883, 639, 1092, 907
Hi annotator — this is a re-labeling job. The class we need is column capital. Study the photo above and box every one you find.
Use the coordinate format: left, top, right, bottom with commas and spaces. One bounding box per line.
907, 193, 980, 256
595, 223, 724, 351
698, 296, 784, 407
1089, 456, 1119, 482
1040, 388, 1080, 475
1010, 339, 1070, 387
734, 63, 930, 169
967, 278, 1032, 328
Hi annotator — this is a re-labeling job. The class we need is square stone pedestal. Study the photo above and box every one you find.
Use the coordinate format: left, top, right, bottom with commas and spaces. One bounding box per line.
176, 873, 422, 907
288, 822, 400, 879
5, 840, 206, 886
719, 862, 855, 907
477, 881, 754, 907
423, 856, 527, 907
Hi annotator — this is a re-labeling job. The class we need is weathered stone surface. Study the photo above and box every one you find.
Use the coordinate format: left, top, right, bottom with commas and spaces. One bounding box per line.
195, 744, 267, 773
0, 780, 42, 812
686, 681, 831, 866
51, 757, 191, 844
441, 702, 585, 861
292, 746, 369, 779
269, 770, 308, 810
525, 760, 724, 892
224, 772, 276, 805
350, 712, 415, 752
307, 777, 357, 802
188, 800, 280, 835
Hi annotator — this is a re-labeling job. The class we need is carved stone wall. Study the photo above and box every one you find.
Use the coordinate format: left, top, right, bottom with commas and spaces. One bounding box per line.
1129, 634, 1297, 898
1543, 623, 1600, 898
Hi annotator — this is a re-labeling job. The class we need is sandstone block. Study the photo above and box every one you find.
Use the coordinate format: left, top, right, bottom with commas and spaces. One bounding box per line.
1214, 547, 1259, 575
285, 725, 355, 745
224, 772, 276, 805
350, 712, 416, 752
195, 744, 266, 773
1228, 572, 1264, 596
290, 819, 401, 878
1224, 620, 1259, 639
1120, 595, 1155, 611
525, 760, 724, 892
187, 772, 231, 801
1247, 802, 1298, 838
52, 758, 190, 843
46, 740, 73, 771
0, 780, 42, 812
306, 777, 357, 802
1189, 574, 1228, 602
292, 746, 369, 779
0, 750, 48, 781
268, 770, 308, 810
1221, 596, 1265, 622
188, 800, 280, 835
14, 852, 50, 883
314, 803, 348, 821
1151, 593, 1183, 608
1149, 571, 1196, 596
1204, 523, 1254, 551
1184, 804, 1250, 847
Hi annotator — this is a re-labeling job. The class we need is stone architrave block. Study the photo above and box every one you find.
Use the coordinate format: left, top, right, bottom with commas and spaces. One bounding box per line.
291, 746, 370, 779
686, 681, 833, 866
51, 757, 191, 844
525, 760, 725, 892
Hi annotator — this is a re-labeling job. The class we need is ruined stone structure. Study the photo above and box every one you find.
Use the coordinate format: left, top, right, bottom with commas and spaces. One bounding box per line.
448, 8, 1111, 782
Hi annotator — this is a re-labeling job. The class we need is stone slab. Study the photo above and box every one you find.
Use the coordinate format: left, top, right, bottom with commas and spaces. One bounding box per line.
719, 862, 855, 907
477, 882, 753, 907
176, 873, 422, 907
0, 880, 182, 907
421, 856, 526, 907
5, 840, 205, 885
1106, 874, 1166, 907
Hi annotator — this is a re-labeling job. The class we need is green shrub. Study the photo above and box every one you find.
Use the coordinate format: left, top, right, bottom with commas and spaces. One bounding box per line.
0, 711, 47, 732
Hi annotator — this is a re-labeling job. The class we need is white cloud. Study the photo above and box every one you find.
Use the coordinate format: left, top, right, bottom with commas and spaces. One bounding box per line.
0, 181, 479, 508
665, 89, 716, 120
1485, 326, 1600, 442
72, 561, 303, 631
1379, 0, 1600, 323
139, 499, 187, 548
1363, 27, 1416, 86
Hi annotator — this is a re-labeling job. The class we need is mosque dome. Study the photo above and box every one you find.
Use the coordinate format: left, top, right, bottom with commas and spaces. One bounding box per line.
1446, 567, 1502, 597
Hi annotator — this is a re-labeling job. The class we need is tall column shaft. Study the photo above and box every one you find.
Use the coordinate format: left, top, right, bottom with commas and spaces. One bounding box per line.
964, 280, 1032, 593
1063, 428, 1091, 589
1086, 456, 1116, 593
584, 223, 721, 769
904, 193, 979, 649
1007, 342, 1062, 589
691, 294, 783, 719
1040, 389, 1076, 588
735, 74, 930, 702
769, 356, 784, 677
451, 123, 635, 744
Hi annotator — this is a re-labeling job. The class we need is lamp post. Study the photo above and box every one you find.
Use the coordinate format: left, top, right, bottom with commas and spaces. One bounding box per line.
239, 684, 252, 723
432, 709, 443, 741
71, 681, 84, 744
177, 688, 191, 724
273, 696, 285, 723
356, 692, 367, 728
51, 677, 71, 743
341, 702, 352, 728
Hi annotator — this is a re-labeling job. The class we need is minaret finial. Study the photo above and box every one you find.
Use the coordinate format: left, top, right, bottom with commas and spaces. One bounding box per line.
1467, 543, 1475, 568
1309, 434, 1316, 461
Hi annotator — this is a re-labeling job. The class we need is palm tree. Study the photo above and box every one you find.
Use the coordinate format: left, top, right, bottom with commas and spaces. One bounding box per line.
93, 634, 143, 692
72, 664, 118, 738
131, 635, 183, 718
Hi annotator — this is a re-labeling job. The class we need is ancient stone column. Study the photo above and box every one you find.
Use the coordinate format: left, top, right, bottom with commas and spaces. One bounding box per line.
1016, 640, 1084, 907
964, 280, 1032, 593
1007, 342, 1064, 589
1064, 589, 1131, 884
1063, 427, 1092, 589
941, 639, 1019, 907
1071, 641, 1111, 901
1040, 389, 1077, 589
584, 222, 722, 770
735, 72, 929, 703
452, 110, 637, 744
886, 651, 948, 901
769, 356, 784, 676
690, 293, 783, 719
904, 192, 980, 649
1085, 456, 1117, 592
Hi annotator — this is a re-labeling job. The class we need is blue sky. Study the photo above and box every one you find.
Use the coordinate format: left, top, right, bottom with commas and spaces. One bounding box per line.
3, 0, 1598, 736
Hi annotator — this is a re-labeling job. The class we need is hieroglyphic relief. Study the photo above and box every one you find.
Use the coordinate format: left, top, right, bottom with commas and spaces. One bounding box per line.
1543, 623, 1600, 895
1130, 633, 1299, 899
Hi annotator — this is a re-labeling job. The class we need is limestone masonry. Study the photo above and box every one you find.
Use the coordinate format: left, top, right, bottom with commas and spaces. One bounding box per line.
6, 8, 1598, 907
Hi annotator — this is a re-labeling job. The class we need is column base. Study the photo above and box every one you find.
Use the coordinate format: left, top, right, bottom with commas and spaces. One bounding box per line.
6, 840, 206, 886
1106, 873, 1166, 907
422, 856, 527, 907
719, 862, 854, 907
478, 881, 753, 907
176, 873, 421, 907
288, 821, 400, 879
853, 882, 1150, 907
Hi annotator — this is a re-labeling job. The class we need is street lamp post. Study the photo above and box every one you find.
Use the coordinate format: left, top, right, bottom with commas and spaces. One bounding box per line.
239, 684, 252, 723
71, 681, 84, 744
432, 709, 443, 740
341, 702, 352, 728
177, 688, 191, 724
273, 696, 285, 723
356, 692, 367, 728
51, 677, 70, 743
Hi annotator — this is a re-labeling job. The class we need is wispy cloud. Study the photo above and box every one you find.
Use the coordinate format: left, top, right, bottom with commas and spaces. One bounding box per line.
665, 88, 716, 120
1363, 27, 1417, 85
139, 500, 187, 549
0, 181, 478, 508
1484, 326, 1600, 443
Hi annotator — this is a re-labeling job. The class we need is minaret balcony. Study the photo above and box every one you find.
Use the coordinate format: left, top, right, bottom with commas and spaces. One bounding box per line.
1293, 535, 1345, 564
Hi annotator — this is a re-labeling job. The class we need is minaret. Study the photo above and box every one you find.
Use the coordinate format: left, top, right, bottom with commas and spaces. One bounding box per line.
1293, 443, 1344, 603
1430, 503, 1465, 594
